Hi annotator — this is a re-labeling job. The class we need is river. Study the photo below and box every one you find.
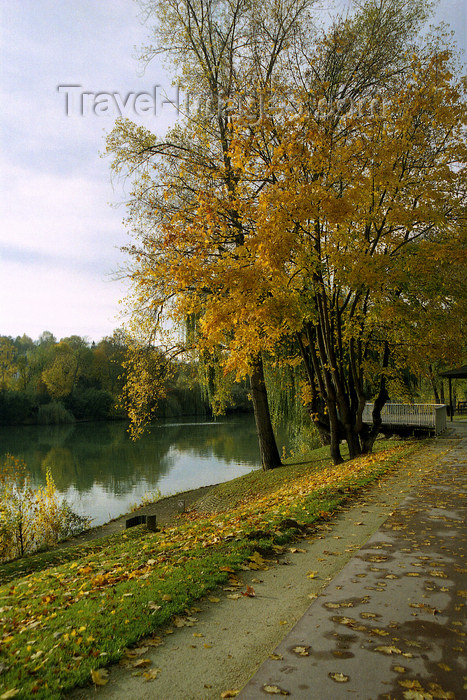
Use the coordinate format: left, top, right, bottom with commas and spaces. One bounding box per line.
0, 414, 270, 527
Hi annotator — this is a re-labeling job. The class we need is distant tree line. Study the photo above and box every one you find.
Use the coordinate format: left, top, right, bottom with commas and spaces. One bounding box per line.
0, 330, 251, 426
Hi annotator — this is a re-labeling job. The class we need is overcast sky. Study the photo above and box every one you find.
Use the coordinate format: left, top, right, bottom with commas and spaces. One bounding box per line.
1, 0, 465, 344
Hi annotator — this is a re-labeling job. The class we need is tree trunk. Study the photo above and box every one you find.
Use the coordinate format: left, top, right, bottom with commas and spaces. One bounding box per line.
295, 332, 331, 446
429, 365, 441, 404
249, 354, 282, 470
361, 343, 390, 454
328, 403, 344, 465
296, 328, 343, 463
336, 392, 361, 459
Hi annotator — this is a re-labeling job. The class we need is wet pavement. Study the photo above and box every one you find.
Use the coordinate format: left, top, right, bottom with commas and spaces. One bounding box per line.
239, 428, 467, 699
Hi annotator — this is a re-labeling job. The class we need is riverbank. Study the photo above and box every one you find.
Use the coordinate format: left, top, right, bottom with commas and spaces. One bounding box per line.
0, 434, 459, 699
0, 413, 262, 529
55, 484, 218, 549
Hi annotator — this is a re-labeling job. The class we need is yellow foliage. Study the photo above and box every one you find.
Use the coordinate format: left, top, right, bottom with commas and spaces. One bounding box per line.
0, 455, 89, 563
106, 2, 466, 459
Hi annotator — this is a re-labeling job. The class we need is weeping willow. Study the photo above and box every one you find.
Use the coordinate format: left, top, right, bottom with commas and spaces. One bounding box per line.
262, 358, 321, 458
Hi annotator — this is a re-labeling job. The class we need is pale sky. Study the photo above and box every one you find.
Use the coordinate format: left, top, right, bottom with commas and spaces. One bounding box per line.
0, 0, 465, 344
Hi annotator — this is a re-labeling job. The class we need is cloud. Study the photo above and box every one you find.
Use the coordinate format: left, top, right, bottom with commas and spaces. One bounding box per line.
0, 164, 127, 264
0, 257, 128, 342
1, 0, 465, 344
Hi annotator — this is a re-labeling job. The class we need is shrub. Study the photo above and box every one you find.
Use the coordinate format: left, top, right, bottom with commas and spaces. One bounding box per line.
37, 401, 75, 425
0, 390, 35, 425
0, 455, 90, 562
66, 388, 114, 421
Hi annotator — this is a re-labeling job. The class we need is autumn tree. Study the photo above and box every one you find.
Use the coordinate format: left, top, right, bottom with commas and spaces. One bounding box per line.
179, 29, 466, 462
109, 0, 463, 464
13, 334, 35, 392
41, 342, 80, 399
0, 337, 18, 391
108, 0, 320, 467
92, 331, 126, 395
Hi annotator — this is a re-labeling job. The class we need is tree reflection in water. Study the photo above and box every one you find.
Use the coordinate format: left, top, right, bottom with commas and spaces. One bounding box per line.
0, 415, 261, 525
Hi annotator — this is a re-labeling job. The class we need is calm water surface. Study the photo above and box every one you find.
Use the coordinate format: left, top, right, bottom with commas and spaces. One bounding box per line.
0, 414, 263, 527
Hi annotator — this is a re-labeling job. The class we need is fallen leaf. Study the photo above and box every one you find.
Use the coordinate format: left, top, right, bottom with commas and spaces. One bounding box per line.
227, 594, 242, 600
333, 616, 356, 626
78, 565, 93, 575
250, 551, 267, 567
162, 594, 172, 602
292, 646, 310, 656
367, 556, 388, 563
243, 585, 256, 598
429, 570, 447, 579
208, 597, 220, 603
269, 653, 283, 660
307, 571, 318, 579
325, 601, 354, 609
143, 668, 161, 681
193, 633, 204, 638
221, 691, 239, 698
329, 673, 349, 683
144, 636, 163, 647
399, 680, 423, 690
1, 691, 19, 699
132, 658, 152, 668
289, 547, 307, 553
91, 668, 109, 686
132, 647, 149, 656
437, 663, 452, 671
427, 682, 454, 698
375, 646, 402, 655
263, 685, 290, 695
409, 603, 440, 615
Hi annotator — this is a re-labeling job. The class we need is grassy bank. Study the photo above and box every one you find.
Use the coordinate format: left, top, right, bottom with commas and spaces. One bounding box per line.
0, 439, 421, 699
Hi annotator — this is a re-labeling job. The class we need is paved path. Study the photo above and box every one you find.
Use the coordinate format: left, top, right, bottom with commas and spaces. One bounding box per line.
239, 424, 467, 699
70, 428, 466, 700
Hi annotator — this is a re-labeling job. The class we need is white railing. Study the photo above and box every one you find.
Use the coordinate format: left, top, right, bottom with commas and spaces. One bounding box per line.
362, 403, 447, 434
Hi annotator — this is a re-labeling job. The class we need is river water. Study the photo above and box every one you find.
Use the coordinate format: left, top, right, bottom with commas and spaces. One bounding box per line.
0, 414, 266, 527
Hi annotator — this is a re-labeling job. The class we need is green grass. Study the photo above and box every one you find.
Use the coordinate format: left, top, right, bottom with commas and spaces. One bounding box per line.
0, 438, 422, 699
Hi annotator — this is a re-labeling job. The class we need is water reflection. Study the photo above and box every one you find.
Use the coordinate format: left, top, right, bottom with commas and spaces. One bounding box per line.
0, 415, 260, 526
